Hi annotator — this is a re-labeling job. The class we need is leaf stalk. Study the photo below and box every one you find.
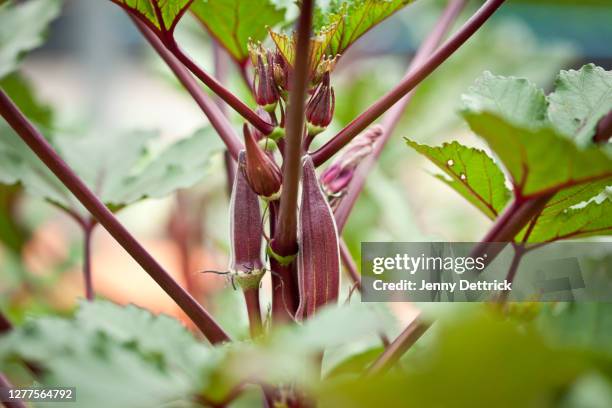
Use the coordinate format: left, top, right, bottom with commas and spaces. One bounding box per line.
311, 0, 506, 166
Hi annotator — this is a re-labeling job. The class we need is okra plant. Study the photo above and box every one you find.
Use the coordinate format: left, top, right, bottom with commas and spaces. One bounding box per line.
0, 0, 611, 407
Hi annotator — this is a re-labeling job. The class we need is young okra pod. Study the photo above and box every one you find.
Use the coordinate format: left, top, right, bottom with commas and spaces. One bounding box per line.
229, 151, 265, 287
244, 124, 283, 200
296, 156, 340, 319
229, 152, 265, 336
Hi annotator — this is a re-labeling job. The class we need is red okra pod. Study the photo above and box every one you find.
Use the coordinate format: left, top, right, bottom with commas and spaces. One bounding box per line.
229, 151, 265, 287
296, 156, 340, 319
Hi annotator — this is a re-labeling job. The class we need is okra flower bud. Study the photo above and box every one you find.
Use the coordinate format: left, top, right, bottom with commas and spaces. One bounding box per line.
243, 124, 282, 200
305, 71, 335, 136
296, 156, 340, 319
249, 42, 280, 111
320, 125, 383, 197
254, 53, 280, 112
272, 50, 290, 94
229, 152, 265, 290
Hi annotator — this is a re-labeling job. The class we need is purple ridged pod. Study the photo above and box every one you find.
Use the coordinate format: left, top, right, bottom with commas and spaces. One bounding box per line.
296, 156, 340, 319
229, 151, 264, 287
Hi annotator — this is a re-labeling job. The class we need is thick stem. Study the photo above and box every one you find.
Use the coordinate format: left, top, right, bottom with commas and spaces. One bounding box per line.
272, 0, 314, 257
132, 18, 243, 159
0, 373, 27, 408
270, 0, 314, 322
271, 260, 299, 322
367, 317, 431, 376
0, 90, 230, 344
333, 0, 467, 232
470, 194, 553, 262
244, 288, 263, 338
311, 0, 506, 166
269, 202, 298, 322
82, 221, 94, 301
167, 41, 275, 135
339, 239, 361, 290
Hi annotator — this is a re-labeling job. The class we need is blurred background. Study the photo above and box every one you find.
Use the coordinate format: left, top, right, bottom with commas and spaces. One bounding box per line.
1, 0, 611, 334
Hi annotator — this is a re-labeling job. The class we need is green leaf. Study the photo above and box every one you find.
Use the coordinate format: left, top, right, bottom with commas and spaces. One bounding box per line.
461, 71, 548, 128
314, 0, 415, 56
459, 70, 612, 242
523, 194, 611, 243
536, 303, 612, 357
110, 0, 192, 32
218, 303, 394, 387
191, 0, 285, 64
539, 180, 611, 218
0, 300, 216, 408
317, 309, 589, 408
406, 139, 511, 220
516, 180, 612, 243
0, 0, 62, 79
74, 301, 217, 379
0, 76, 71, 208
0, 125, 224, 215
464, 66, 612, 148
548, 64, 612, 146
112, 127, 224, 205
462, 111, 612, 197
0, 73, 52, 127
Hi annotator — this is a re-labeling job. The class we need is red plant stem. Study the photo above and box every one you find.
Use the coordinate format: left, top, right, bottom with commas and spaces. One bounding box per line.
224, 150, 236, 197
210, 40, 239, 197
505, 244, 525, 285
122, 5, 272, 135
495, 244, 525, 303
269, 260, 298, 322
470, 193, 553, 262
166, 41, 275, 135
243, 288, 263, 338
311, 0, 506, 166
169, 192, 196, 295
212, 41, 229, 102
383, 0, 468, 135
270, 0, 314, 321
333, 0, 467, 232
272, 0, 314, 256
0, 373, 27, 408
367, 317, 431, 376
0, 90, 230, 344
339, 239, 361, 290
82, 221, 94, 301
239, 62, 254, 94
269, 202, 298, 321
132, 18, 243, 159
